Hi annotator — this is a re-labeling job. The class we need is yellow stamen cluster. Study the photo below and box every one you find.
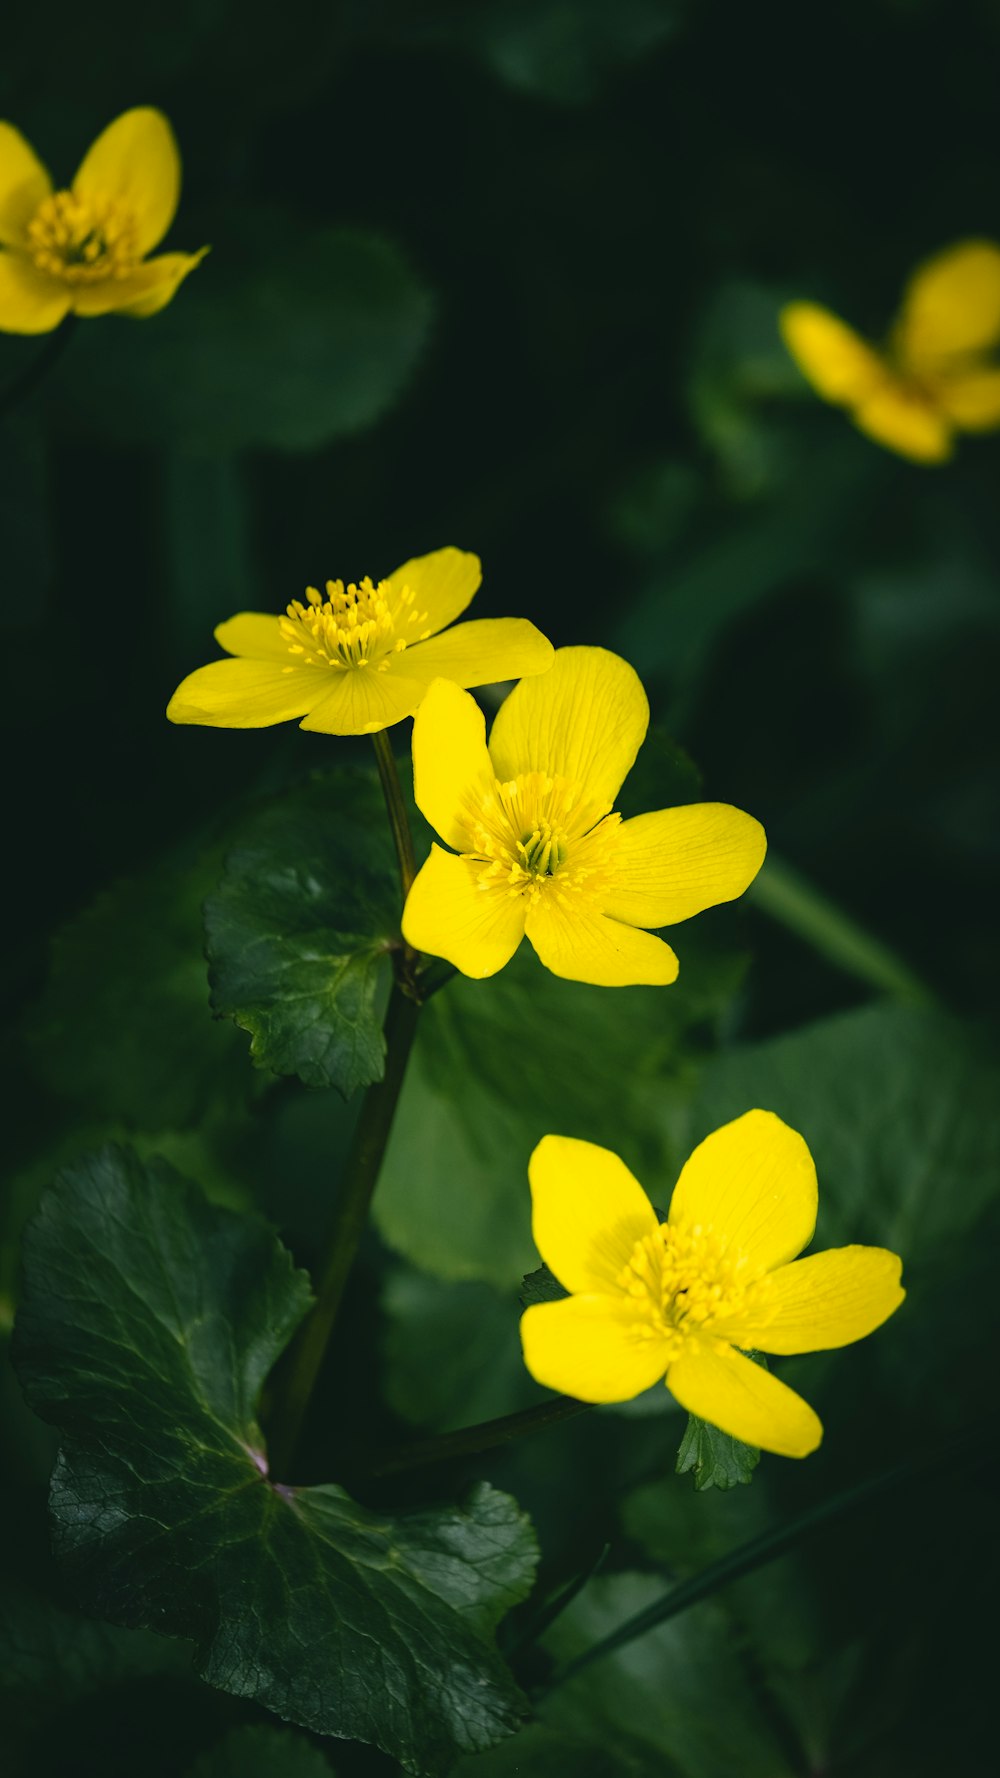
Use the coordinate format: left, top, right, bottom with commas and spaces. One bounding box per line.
27, 190, 139, 284
618, 1220, 774, 1361
278, 578, 430, 672
460, 772, 620, 904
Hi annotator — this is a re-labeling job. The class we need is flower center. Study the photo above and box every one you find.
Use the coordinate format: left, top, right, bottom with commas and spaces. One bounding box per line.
461, 771, 620, 902
617, 1220, 774, 1361
278, 577, 431, 672
27, 190, 139, 284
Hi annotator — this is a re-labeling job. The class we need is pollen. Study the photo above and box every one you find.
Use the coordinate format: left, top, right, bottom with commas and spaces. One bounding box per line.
278, 577, 431, 673
458, 771, 620, 904
617, 1220, 775, 1360
27, 190, 139, 284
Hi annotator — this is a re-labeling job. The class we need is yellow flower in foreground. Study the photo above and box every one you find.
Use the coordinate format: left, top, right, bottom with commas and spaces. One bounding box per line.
402, 646, 766, 986
167, 547, 553, 736
0, 108, 206, 334
521, 1114, 905, 1457
781, 240, 1000, 463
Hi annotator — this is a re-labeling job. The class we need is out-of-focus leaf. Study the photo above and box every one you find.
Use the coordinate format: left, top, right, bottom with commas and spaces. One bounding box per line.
382, 1268, 537, 1431
205, 770, 399, 1097
27, 843, 247, 1129
13, 1146, 537, 1774
675, 1415, 760, 1491
452, 1722, 635, 1776
539, 1573, 796, 1778
187, 1725, 337, 1777
442, 0, 683, 105
51, 213, 434, 454
375, 939, 745, 1286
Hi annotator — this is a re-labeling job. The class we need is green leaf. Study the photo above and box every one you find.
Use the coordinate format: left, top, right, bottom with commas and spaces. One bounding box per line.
376, 938, 746, 1286
187, 1725, 336, 1777
442, 0, 682, 106
538, 1573, 796, 1778
13, 1146, 536, 1774
675, 1415, 760, 1492
205, 770, 400, 1097
27, 840, 248, 1129
51, 213, 435, 454
519, 1263, 567, 1307
382, 1268, 538, 1432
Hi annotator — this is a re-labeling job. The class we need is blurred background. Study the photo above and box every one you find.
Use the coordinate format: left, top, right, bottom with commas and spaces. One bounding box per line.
3, 2, 999, 1775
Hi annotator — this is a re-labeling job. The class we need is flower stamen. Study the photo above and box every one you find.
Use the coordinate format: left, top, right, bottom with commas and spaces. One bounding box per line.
27, 190, 140, 284
278, 577, 431, 674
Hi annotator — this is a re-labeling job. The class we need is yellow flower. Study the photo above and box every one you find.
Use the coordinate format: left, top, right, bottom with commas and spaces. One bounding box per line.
401, 646, 766, 986
520, 1113, 905, 1457
167, 547, 553, 736
0, 107, 206, 334
780, 240, 1000, 463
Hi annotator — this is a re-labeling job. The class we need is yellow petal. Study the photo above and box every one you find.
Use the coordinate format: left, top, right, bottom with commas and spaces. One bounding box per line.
933, 367, 1000, 431
411, 679, 495, 850
406, 617, 553, 690
668, 1110, 817, 1270
728, 1246, 905, 1355
489, 646, 649, 806
401, 844, 526, 977
0, 251, 70, 334
521, 1295, 672, 1403
852, 385, 953, 463
779, 301, 885, 406
896, 239, 1000, 366
603, 803, 767, 930
298, 663, 433, 735
214, 612, 292, 663
71, 249, 207, 319
166, 659, 328, 728
383, 546, 481, 640
667, 1343, 822, 1458
0, 123, 52, 246
73, 108, 181, 257
525, 895, 679, 987
528, 1133, 659, 1294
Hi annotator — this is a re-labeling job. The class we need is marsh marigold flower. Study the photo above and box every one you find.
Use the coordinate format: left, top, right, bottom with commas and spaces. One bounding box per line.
781, 240, 1000, 463
402, 646, 766, 986
520, 1113, 905, 1457
167, 547, 553, 736
0, 108, 206, 334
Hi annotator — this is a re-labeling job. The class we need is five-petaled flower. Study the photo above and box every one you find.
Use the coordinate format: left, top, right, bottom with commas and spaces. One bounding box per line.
166, 547, 553, 737
780, 239, 1000, 463
401, 646, 766, 986
0, 107, 207, 334
520, 1113, 905, 1457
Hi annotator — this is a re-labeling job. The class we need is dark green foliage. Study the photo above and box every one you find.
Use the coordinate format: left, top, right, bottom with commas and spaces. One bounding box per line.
13, 1148, 537, 1774
205, 771, 400, 1096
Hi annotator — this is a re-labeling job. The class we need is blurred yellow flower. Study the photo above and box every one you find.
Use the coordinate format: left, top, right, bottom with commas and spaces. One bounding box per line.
521, 1114, 904, 1457
402, 646, 766, 986
0, 108, 206, 334
781, 240, 1000, 463
167, 547, 553, 736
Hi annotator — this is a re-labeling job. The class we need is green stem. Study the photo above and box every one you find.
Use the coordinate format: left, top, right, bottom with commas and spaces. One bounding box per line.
0, 315, 77, 420
363, 1394, 592, 1480
372, 730, 417, 900
542, 1430, 991, 1691
269, 983, 420, 1479
748, 853, 937, 1007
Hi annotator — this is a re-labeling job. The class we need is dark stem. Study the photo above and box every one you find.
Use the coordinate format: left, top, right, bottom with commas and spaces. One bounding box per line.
541, 1428, 993, 1692
362, 1394, 592, 1479
372, 729, 418, 901
268, 983, 420, 1479
0, 315, 77, 420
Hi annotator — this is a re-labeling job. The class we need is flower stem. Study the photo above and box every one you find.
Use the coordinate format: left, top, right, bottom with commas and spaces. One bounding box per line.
268, 982, 420, 1480
748, 853, 937, 1007
540, 1428, 991, 1690
362, 1394, 591, 1480
0, 315, 77, 420
372, 729, 417, 901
